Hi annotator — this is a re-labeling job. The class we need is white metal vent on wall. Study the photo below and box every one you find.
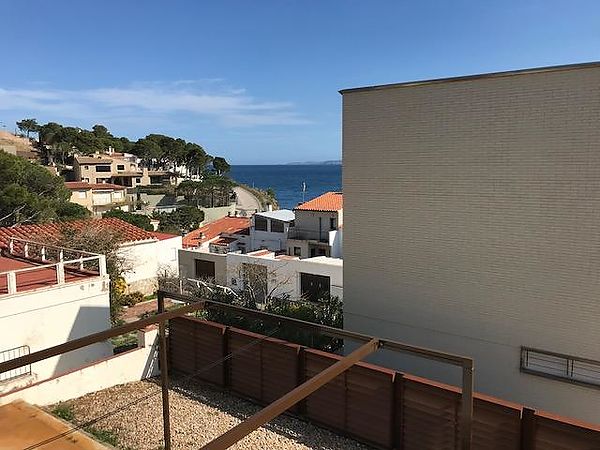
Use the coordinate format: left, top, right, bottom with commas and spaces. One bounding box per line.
520, 347, 600, 388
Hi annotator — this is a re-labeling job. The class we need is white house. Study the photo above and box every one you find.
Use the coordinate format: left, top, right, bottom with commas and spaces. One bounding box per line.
250, 209, 295, 252
178, 247, 343, 302
0, 237, 112, 394
341, 62, 600, 423
0, 218, 182, 295
287, 192, 343, 258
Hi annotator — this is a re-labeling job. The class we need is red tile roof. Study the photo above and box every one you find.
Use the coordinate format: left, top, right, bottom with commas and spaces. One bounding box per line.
65, 182, 126, 191
0, 218, 156, 249
212, 237, 238, 245
183, 216, 250, 248
295, 192, 343, 212
150, 231, 179, 241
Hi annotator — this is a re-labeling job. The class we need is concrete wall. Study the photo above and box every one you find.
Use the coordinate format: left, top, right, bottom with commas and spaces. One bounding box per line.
294, 210, 340, 240
0, 275, 112, 390
0, 327, 159, 406
342, 64, 600, 423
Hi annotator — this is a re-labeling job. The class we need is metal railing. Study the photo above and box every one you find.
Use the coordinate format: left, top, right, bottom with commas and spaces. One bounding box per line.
1, 238, 107, 295
287, 227, 331, 243
0, 345, 31, 382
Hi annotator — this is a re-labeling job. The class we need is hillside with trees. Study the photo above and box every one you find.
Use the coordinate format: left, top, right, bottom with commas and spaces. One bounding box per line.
32, 120, 228, 176
0, 151, 89, 226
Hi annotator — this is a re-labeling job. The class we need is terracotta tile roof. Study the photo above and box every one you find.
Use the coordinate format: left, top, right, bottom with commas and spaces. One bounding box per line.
65, 182, 126, 191
150, 231, 179, 241
183, 216, 250, 248
0, 218, 156, 249
212, 237, 238, 245
75, 156, 112, 164
295, 192, 343, 212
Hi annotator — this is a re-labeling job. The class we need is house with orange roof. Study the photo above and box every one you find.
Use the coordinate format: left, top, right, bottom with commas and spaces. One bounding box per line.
0, 218, 182, 295
287, 192, 343, 259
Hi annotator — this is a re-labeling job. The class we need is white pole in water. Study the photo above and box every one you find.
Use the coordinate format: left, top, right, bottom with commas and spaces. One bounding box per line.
302, 181, 306, 203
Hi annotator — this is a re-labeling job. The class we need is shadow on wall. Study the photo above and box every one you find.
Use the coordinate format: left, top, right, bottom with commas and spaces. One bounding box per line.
52, 306, 113, 377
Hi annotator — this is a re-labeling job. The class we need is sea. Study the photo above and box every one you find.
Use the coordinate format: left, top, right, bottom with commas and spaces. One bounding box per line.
230, 165, 342, 210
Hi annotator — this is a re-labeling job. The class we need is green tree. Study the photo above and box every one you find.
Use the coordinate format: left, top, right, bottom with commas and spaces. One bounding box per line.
212, 156, 230, 175
0, 151, 89, 226
16, 118, 40, 138
103, 209, 154, 231
155, 206, 204, 234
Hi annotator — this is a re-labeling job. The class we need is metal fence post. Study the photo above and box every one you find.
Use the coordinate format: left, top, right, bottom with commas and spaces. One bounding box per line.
460, 361, 474, 450
158, 293, 172, 450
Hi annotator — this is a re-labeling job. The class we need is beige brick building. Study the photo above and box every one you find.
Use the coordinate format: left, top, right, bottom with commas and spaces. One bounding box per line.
341, 62, 600, 423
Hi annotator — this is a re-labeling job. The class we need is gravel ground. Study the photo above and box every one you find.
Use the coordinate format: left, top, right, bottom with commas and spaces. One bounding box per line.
66, 379, 373, 450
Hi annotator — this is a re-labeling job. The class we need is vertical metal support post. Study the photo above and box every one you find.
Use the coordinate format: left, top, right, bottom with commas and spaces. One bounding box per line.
460, 361, 474, 450
158, 293, 171, 450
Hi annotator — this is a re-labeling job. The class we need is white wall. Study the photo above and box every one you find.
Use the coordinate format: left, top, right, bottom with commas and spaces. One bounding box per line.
156, 236, 182, 276
0, 327, 159, 406
342, 64, 600, 423
227, 253, 343, 300
0, 276, 112, 391
119, 237, 182, 294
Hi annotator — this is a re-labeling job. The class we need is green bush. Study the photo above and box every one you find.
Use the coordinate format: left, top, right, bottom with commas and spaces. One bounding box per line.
52, 403, 74, 421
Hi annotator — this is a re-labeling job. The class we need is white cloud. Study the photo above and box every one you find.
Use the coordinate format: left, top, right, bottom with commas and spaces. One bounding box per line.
0, 81, 311, 127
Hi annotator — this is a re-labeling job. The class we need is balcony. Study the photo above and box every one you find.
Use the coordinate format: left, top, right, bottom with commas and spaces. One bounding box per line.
287, 227, 329, 243
0, 238, 107, 296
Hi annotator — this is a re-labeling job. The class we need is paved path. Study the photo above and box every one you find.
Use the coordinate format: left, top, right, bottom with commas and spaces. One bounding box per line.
233, 186, 262, 216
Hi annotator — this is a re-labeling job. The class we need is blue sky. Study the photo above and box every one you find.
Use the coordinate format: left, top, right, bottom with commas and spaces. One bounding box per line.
1, 1, 599, 164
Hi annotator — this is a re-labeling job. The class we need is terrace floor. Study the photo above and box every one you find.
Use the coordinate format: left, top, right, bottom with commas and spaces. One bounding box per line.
63, 379, 373, 450
0, 256, 93, 295
0, 400, 108, 450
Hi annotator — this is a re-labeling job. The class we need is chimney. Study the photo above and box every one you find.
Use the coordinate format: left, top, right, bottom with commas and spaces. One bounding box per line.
267, 203, 273, 212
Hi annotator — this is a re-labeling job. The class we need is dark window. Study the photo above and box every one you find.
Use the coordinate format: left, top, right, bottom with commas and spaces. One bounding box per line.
136, 177, 141, 183
520, 347, 600, 388
293, 247, 301, 257
310, 248, 316, 258
289, 220, 295, 227
95, 165, 111, 172
330, 217, 336, 230
300, 273, 330, 302
84, 165, 89, 170
117, 164, 125, 170
255, 216, 268, 231
271, 219, 284, 233
195, 259, 215, 279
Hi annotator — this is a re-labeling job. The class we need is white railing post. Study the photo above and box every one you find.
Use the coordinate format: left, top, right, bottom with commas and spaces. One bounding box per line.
98, 255, 107, 277
41, 246, 46, 262
56, 262, 65, 285
59, 250, 64, 261
6, 272, 17, 294
9, 239, 14, 255
79, 257, 84, 271
24, 243, 29, 258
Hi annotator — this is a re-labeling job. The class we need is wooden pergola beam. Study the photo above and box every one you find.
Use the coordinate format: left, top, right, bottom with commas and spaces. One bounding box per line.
200, 339, 380, 450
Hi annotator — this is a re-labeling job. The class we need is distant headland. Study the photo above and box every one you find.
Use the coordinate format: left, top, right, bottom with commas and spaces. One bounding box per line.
285, 160, 341, 166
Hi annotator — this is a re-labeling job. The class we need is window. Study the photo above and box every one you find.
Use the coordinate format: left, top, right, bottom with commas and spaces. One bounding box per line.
136, 177, 142, 183
255, 216, 268, 231
95, 165, 111, 172
77, 191, 87, 199
194, 259, 215, 279
330, 217, 336, 230
520, 347, 600, 388
117, 164, 125, 171
293, 247, 301, 257
271, 219, 284, 233
83, 178, 90, 183
84, 165, 89, 170
300, 273, 330, 302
